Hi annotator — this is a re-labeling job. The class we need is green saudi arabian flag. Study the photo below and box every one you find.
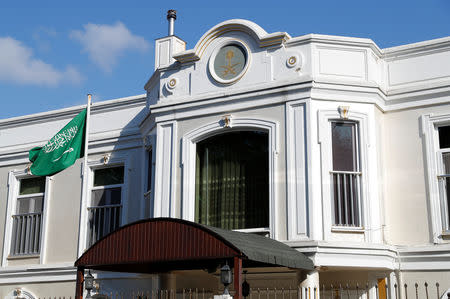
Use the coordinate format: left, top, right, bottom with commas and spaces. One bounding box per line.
29, 108, 87, 176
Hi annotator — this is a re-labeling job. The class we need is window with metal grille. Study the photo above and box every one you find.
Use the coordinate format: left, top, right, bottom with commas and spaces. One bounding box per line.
87, 166, 124, 247
10, 177, 45, 256
331, 121, 362, 227
437, 125, 450, 231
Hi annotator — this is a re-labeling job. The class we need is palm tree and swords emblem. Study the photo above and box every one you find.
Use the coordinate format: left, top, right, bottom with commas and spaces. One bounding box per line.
220, 49, 241, 77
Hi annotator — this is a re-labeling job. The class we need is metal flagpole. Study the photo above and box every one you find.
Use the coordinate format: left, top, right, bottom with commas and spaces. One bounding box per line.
77, 94, 92, 258
83, 94, 92, 181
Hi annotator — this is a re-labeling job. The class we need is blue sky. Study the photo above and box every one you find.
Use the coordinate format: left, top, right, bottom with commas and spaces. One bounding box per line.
1, 0, 449, 119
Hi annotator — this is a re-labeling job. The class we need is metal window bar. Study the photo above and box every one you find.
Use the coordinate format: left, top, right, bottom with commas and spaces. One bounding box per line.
10, 212, 42, 255
331, 171, 362, 227
87, 204, 122, 246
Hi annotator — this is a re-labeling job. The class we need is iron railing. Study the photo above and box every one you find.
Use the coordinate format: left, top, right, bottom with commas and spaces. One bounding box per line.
10, 212, 42, 256
32, 283, 450, 299
331, 171, 362, 227
87, 204, 121, 246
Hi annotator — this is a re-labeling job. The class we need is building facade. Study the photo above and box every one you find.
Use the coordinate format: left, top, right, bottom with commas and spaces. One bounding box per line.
1, 18, 450, 298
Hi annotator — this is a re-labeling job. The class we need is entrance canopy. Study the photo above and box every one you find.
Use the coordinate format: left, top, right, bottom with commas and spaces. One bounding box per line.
75, 218, 313, 272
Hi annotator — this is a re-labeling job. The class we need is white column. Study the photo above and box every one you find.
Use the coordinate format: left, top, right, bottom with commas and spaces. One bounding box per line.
154, 121, 177, 217
298, 270, 320, 299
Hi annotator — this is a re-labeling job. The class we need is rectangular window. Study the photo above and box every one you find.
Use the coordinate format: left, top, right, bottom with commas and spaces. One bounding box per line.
438, 126, 450, 231
87, 166, 124, 246
195, 131, 269, 230
10, 177, 46, 256
331, 121, 362, 227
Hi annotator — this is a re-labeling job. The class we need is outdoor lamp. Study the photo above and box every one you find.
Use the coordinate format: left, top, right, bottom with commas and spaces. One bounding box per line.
85, 270, 94, 298
220, 263, 232, 295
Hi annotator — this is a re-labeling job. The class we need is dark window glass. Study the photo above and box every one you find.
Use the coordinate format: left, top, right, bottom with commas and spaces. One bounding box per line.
332, 122, 357, 172
91, 188, 121, 206
19, 177, 46, 195
94, 166, 124, 187
17, 196, 43, 214
147, 149, 152, 192
195, 131, 269, 230
439, 126, 450, 149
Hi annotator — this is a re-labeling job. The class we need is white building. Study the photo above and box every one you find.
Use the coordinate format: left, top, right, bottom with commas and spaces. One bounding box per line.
1, 14, 450, 299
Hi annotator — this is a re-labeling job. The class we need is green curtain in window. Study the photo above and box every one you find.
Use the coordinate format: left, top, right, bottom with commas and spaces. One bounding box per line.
195, 131, 269, 230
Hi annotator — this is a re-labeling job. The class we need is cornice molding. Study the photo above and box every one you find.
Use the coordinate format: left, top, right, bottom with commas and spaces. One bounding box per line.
173, 19, 291, 64
0, 94, 146, 129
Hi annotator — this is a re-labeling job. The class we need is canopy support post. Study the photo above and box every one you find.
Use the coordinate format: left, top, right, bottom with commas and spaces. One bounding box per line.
75, 267, 84, 299
234, 256, 242, 299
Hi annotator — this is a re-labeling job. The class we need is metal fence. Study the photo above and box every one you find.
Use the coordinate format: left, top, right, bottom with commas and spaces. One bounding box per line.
34, 284, 449, 299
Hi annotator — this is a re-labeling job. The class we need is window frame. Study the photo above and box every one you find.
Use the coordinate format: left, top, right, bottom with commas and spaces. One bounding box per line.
421, 113, 450, 242
181, 118, 279, 238
2, 170, 51, 266
78, 155, 129, 255
318, 109, 370, 241
87, 166, 124, 247
330, 120, 363, 227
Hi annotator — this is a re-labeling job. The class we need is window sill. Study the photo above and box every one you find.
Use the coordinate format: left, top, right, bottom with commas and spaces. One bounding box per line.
331, 226, 365, 233
8, 254, 40, 260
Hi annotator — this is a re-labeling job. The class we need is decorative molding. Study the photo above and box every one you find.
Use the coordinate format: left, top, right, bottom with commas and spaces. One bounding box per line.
153, 121, 177, 218
181, 118, 279, 238
286, 54, 300, 69
165, 77, 179, 94
0, 128, 143, 168
0, 95, 146, 130
338, 106, 350, 119
173, 19, 290, 64
220, 114, 232, 128
286, 100, 310, 240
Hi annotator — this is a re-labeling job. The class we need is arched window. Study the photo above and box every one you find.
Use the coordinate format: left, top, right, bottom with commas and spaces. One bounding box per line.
195, 131, 269, 230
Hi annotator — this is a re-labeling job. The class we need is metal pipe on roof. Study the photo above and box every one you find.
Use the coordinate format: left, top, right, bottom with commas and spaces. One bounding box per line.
167, 9, 177, 36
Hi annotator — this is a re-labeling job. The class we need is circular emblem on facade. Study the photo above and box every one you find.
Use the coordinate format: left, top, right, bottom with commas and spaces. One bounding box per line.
209, 41, 250, 84
166, 77, 178, 91
286, 55, 300, 68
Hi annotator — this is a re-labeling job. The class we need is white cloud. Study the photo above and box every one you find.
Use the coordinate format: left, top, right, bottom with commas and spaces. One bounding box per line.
0, 37, 83, 86
70, 22, 150, 73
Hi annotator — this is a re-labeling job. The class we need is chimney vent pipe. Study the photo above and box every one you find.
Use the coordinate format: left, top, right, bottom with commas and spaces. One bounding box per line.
167, 9, 177, 36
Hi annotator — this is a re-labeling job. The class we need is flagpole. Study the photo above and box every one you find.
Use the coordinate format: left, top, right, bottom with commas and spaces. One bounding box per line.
83, 94, 91, 179
78, 94, 92, 258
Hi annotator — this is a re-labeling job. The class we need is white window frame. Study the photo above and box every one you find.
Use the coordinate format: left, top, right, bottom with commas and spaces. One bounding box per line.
78, 155, 129, 256
181, 118, 279, 238
421, 113, 450, 242
329, 120, 362, 227
2, 169, 52, 266
318, 109, 370, 240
